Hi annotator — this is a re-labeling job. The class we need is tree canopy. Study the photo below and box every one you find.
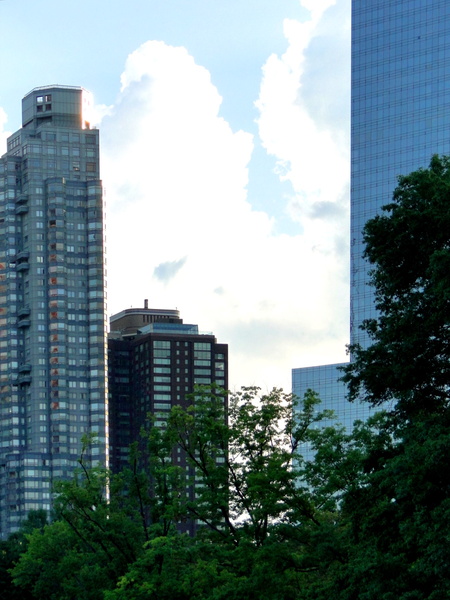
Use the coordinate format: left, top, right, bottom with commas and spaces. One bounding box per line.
10, 386, 372, 600
338, 155, 450, 599
342, 154, 450, 419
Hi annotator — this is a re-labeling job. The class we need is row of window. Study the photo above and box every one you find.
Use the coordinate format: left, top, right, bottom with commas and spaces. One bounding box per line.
23, 157, 97, 171
24, 144, 96, 157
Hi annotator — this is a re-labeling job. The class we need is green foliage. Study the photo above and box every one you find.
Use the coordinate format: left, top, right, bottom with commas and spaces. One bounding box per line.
328, 412, 450, 600
11, 440, 187, 600
342, 154, 450, 418
337, 155, 450, 599
103, 386, 370, 600
12, 465, 147, 600
166, 386, 341, 544
8, 385, 383, 600
0, 510, 47, 600
11, 368, 450, 600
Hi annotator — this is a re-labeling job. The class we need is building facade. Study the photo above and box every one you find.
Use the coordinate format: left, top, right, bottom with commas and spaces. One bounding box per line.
108, 304, 228, 535
0, 86, 107, 538
293, 1, 450, 423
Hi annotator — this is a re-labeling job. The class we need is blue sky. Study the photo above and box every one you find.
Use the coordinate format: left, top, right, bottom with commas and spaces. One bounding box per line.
0, 0, 350, 390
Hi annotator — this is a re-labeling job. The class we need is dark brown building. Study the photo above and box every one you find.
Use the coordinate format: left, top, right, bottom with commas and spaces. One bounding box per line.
107, 302, 228, 534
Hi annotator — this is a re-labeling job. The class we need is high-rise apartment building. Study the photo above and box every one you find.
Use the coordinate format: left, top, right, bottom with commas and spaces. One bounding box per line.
108, 303, 228, 535
0, 86, 107, 538
293, 1, 450, 423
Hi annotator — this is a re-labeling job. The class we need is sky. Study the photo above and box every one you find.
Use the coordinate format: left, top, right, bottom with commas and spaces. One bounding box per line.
0, 0, 351, 392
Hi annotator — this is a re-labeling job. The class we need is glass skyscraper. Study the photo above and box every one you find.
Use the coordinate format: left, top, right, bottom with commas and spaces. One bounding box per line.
0, 86, 107, 538
293, 1, 450, 424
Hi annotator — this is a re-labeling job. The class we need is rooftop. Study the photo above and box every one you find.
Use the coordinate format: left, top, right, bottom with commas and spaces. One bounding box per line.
24, 84, 85, 96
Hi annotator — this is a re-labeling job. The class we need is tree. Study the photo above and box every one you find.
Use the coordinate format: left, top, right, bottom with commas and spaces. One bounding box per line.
10, 386, 383, 600
341, 414, 450, 600
11, 426, 196, 600
0, 510, 47, 600
107, 386, 373, 600
335, 155, 450, 599
167, 386, 337, 545
11, 466, 145, 600
342, 154, 450, 419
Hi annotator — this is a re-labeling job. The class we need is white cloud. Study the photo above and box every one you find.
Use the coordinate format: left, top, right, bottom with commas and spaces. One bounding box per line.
251, 0, 350, 380
256, 1, 350, 240
100, 17, 350, 392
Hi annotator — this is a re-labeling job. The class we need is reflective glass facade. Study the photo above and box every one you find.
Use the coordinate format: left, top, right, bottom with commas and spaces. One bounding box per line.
294, 1, 450, 423
0, 86, 107, 538
351, 0, 450, 348
292, 363, 348, 427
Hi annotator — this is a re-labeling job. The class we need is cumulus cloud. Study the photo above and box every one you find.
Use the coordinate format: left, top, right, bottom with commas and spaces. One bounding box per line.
256, 0, 350, 251
100, 14, 350, 391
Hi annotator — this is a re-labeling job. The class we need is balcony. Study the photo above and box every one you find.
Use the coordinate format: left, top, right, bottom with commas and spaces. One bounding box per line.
16, 251, 30, 272
17, 374, 32, 385
17, 306, 30, 318
18, 364, 32, 374
16, 250, 30, 261
13, 372, 32, 386
16, 193, 28, 205
15, 204, 29, 215
17, 318, 30, 328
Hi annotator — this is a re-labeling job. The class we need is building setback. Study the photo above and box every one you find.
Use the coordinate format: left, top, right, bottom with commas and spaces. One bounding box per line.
108, 303, 228, 535
293, 1, 450, 423
0, 86, 107, 539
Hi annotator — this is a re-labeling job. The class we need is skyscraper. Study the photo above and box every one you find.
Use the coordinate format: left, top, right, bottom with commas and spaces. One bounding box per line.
293, 1, 450, 422
108, 302, 228, 535
0, 86, 107, 538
